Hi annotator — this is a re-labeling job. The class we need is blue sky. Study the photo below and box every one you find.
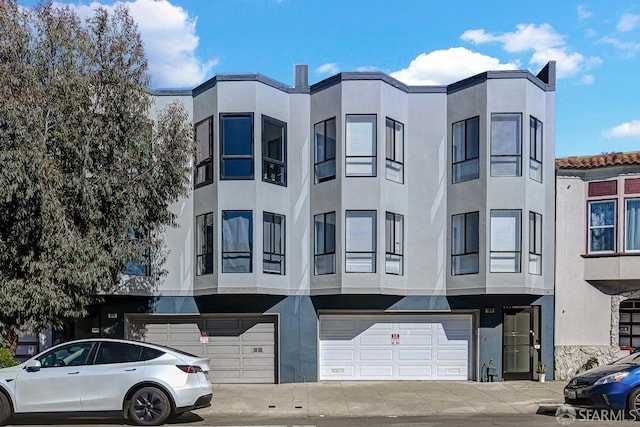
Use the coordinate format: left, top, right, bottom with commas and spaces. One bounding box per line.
19, 0, 640, 157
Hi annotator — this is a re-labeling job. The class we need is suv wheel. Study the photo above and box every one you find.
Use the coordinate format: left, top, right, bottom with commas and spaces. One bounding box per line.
128, 386, 171, 426
0, 393, 11, 426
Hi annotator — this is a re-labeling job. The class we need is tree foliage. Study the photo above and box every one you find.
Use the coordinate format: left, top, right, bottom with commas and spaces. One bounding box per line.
0, 0, 194, 351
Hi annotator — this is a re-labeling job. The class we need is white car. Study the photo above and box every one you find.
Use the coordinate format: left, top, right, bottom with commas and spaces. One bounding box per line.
0, 338, 212, 426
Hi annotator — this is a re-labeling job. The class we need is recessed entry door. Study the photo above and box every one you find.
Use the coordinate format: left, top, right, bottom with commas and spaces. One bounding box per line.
502, 306, 539, 380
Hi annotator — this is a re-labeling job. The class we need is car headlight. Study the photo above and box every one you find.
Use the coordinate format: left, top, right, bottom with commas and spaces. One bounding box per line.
593, 371, 629, 386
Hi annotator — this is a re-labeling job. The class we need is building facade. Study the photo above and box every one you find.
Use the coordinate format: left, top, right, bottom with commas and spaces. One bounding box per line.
67, 63, 556, 383
555, 152, 640, 380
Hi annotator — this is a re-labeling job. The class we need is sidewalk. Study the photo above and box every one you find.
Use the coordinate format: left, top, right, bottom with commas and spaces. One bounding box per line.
196, 380, 565, 418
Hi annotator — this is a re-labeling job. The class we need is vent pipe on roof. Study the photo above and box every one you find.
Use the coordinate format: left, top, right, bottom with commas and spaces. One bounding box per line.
294, 64, 308, 88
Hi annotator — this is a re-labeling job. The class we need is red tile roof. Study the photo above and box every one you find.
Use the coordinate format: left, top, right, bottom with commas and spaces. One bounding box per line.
556, 151, 640, 169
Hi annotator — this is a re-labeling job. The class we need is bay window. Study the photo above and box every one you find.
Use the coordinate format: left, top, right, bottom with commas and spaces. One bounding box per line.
385, 118, 404, 183
452, 117, 479, 183
345, 210, 376, 272
222, 210, 253, 273
452, 212, 479, 275
490, 210, 521, 272
314, 118, 336, 183
491, 113, 522, 177
346, 115, 376, 177
589, 200, 616, 253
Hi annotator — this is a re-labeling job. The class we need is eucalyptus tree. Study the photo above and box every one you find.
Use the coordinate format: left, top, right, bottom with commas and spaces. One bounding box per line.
0, 0, 194, 352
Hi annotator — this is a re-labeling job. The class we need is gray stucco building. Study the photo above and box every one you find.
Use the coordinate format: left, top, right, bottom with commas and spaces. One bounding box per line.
60, 63, 556, 383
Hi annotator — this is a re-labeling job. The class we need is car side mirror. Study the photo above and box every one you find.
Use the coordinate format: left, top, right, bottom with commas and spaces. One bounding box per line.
25, 360, 41, 372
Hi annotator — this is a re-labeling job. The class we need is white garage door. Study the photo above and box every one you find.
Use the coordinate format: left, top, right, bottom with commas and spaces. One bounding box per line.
319, 314, 472, 380
126, 315, 276, 384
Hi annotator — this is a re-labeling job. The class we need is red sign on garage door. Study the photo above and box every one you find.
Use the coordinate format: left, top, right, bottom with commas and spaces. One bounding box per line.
391, 333, 400, 345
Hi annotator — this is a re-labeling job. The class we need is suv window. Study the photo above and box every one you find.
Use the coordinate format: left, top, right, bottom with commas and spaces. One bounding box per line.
140, 346, 165, 361
38, 342, 94, 368
95, 342, 145, 364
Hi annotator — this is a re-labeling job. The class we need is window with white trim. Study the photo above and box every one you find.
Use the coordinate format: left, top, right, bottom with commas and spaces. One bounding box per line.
491, 113, 521, 177
589, 200, 616, 253
346, 115, 376, 177
451, 212, 479, 275
627, 199, 640, 252
345, 210, 376, 272
490, 210, 521, 273
452, 117, 479, 183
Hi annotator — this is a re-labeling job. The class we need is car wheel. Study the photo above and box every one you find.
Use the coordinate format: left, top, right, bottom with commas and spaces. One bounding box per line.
0, 393, 11, 426
128, 387, 171, 426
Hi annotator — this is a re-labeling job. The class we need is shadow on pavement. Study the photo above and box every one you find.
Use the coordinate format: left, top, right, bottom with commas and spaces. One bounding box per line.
8, 411, 203, 426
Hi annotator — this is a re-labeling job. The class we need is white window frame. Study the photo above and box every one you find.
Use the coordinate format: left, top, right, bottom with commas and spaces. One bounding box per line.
626, 199, 640, 252
588, 200, 616, 254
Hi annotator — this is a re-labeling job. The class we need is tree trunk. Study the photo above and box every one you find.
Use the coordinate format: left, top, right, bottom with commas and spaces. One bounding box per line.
3, 327, 19, 355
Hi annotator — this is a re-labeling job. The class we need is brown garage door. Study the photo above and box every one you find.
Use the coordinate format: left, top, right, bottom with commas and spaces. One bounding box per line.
126, 315, 277, 384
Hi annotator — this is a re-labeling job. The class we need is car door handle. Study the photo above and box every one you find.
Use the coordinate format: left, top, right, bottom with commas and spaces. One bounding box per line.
125, 368, 137, 372
67, 371, 80, 375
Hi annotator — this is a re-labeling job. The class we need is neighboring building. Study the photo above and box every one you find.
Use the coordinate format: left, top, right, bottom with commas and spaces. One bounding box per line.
65, 62, 556, 383
555, 152, 640, 380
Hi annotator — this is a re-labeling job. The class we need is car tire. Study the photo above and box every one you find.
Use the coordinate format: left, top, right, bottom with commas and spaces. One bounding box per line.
0, 392, 11, 426
128, 386, 171, 426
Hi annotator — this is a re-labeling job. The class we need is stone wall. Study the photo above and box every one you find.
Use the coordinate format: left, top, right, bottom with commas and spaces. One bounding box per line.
555, 345, 630, 381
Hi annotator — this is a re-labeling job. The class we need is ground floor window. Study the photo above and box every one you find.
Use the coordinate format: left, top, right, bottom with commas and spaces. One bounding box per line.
619, 299, 640, 348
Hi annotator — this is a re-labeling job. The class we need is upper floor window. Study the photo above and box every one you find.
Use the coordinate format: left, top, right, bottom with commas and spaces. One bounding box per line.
529, 212, 542, 275
220, 114, 253, 180
345, 210, 376, 273
491, 113, 522, 177
346, 115, 376, 177
195, 116, 213, 187
314, 118, 336, 183
262, 115, 286, 186
385, 212, 403, 275
196, 212, 213, 276
589, 200, 616, 253
124, 226, 150, 276
451, 212, 479, 275
490, 210, 521, 273
222, 210, 252, 273
627, 199, 640, 252
529, 116, 543, 182
452, 117, 479, 183
385, 118, 404, 184
263, 212, 285, 274
314, 212, 336, 275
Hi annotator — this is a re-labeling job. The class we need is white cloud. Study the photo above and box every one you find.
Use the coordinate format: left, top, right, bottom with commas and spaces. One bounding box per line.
355, 66, 379, 72
315, 63, 340, 75
461, 23, 585, 78
618, 13, 640, 32
579, 74, 595, 85
605, 120, 640, 138
55, 0, 215, 88
602, 36, 640, 57
577, 5, 593, 20
390, 47, 519, 85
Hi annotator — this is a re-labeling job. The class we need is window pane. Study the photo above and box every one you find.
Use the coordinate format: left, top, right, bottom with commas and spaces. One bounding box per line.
467, 117, 479, 158
452, 121, 465, 163
453, 159, 479, 182
263, 120, 284, 161
452, 214, 465, 255
492, 114, 521, 155
315, 122, 325, 162
627, 200, 640, 251
223, 159, 252, 178
453, 253, 479, 275
222, 211, 252, 273
385, 254, 403, 275
491, 211, 520, 251
346, 211, 376, 252
315, 254, 335, 275
346, 253, 375, 273
466, 213, 479, 253
314, 214, 325, 254
591, 228, 615, 252
223, 116, 252, 155
195, 118, 211, 163
395, 122, 404, 162
386, 119, 394, 160
326, 212, 336, 252
346, 116, 375, 156
590, 202, 615, 227
326, 119, 336, 159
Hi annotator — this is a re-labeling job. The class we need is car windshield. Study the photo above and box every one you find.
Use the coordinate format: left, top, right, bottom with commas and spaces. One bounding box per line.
612, 352, 640, 365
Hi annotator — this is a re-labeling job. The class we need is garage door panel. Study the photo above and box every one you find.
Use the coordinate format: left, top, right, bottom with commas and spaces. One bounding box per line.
319, 315, 471, 381
128, 316, 276, 384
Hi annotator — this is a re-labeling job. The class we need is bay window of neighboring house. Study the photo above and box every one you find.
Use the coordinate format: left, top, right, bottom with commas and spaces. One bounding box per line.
451, 212, 479, 275
588, 200, 616, 253
385, 212, 403, 275
385, 118, 404, 184
346, 115, 376, 177
263, 212, 285, 274
314, 118, 336, 183
196, 212, 214, 275
529, 212, 542, 275
529, 116, 543, 182
194, 116, 213, 187
452, 117, 479, 183
627, 199, 640, 252
345, 210, 376, 273
222, 210, 253, 273
314, 212, 336, 275
491, 113, 522, 177
220, 114, 253, 180
490, 210, 521, 273
262, 115, 286, 186
124, 228, 150, 276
